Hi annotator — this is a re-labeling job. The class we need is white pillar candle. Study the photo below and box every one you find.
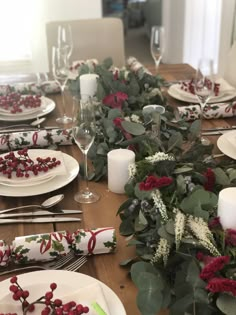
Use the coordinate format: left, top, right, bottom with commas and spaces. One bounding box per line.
108, 149, 135, 194
217, 187, 236, 229
80, 74, 98, 100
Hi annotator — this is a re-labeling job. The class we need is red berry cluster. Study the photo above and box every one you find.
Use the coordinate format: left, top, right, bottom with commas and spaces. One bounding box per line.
180, 79, 220, 96
0, 148, 61, 179
0, 93, 41, 114
4, 276, 89, 315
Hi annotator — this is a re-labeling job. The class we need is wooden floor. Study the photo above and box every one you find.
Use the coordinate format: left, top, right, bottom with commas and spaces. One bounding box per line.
125, 26, 153, 65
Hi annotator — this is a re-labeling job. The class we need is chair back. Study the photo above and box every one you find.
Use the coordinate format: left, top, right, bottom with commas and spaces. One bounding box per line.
224, 40, 236, 88
46, 17, 125, 71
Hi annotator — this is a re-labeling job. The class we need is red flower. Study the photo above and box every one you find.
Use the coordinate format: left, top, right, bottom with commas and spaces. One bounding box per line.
139, 175, 173, 191
208, 216, 221, 229
113, 117, 132, 140
103, 92, 128, 110
206, 277, 236, 296
200, 256, 230, 280
225, 229, 236, 246
203, 168, 215, 191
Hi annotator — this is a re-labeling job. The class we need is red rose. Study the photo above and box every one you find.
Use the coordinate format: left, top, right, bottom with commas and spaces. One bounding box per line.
200, 256, 230, 280
206, 277, 236, 296
203, 168, 215, 191
103, 92, 128, 110
139, 175, 173, 191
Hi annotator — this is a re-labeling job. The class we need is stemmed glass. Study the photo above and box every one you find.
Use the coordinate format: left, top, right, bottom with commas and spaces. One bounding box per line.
57, 24, 73, 61
52, 46, 72, 124
72, 96, 100, 204
150, 26, 165, 72
194, 58, 214, 144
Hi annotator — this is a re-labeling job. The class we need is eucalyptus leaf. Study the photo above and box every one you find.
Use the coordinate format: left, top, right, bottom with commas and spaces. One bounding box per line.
227, 168, 236, 182
167, 132, 183, 151
213, 167, 230, 186
108, 108, 122, 120
216, 293, 236, 315
121, 120, 146, 135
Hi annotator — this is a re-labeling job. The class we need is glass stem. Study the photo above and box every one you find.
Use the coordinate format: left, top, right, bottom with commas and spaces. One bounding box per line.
83, 151, 89, 192
61, 85, 66, 117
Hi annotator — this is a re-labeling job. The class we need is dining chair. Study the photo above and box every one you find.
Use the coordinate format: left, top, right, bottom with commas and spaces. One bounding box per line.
45, 17, 126, 71
223, 40, 236, 88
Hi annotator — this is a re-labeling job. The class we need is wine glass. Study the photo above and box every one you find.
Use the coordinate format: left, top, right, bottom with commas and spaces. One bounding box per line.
194, 58, 214, 144
150, 26, 165, 72
52, 46, 72, 124
57, 24, 73, 61
72, 96, 100, 204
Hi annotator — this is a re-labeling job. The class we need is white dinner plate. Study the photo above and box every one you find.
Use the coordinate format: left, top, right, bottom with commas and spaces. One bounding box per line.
0, 96, 55, 122
0, 150, 79, 196
168, 83, 236, 104
0, 149, 67, 187
0, 270, 126, 315
217, 130, 236, 159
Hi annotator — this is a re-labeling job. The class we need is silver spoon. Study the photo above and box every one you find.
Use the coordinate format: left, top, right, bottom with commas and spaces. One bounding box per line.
0, 117, 46, 130
0, 194, 64, 215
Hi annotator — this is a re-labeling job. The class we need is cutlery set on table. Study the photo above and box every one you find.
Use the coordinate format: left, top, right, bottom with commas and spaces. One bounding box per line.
0, 194, 82, 224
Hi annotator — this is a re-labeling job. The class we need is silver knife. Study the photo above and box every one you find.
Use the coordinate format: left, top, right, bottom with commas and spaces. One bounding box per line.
0, 210, 82, 218
202, 126, 236, 132
0, 217, 81, 224
0, 126, 59, 134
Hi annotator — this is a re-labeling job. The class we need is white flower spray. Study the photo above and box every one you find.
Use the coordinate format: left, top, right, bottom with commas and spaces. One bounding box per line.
152, 190, 168, 222
187, 215, 220, 256
174, 208, 186, 250
128, 162, 137, 179
151, 238, 170, 266
145, 152, 175, 164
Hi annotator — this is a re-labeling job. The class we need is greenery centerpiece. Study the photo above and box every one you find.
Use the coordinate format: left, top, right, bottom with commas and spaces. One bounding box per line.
69, 58, 236, 315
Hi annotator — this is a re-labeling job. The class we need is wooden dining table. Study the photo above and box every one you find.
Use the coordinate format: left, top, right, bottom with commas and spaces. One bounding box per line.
0, 63, 235, 315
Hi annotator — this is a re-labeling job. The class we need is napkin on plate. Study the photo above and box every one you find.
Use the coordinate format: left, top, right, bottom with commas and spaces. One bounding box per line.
0, 128, 73, 152
175, 101, 236, 121
58, 283, 110, 315
0, 283, 110, 315
170, 77, 236, 103
0, 150, 67, 185
1, 228, 116, 265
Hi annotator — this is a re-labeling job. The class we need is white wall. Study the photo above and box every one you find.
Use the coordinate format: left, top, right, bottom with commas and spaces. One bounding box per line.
35, 0, 102, 73
162, 0, 222, 72
218, 0, 236, 74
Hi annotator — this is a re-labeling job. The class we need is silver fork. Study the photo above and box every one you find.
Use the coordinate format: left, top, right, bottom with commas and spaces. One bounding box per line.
0, 251, 75, 276
63, 255, 88, 272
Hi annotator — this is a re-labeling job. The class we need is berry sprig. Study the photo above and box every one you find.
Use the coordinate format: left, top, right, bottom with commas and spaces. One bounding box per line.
0, 93, 41, 114
1, 276, 89, 315
180, 79, 220, 96
0, 148, 61, 179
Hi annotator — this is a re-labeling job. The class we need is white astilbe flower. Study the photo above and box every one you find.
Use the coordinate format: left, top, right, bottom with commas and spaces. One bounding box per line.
145, 152, 175, 164
128, 163, 137, 179
174, 208, 186, 250
187, 216, 220, 256
124, 116, 131, 122
151, 238, 170, 266
152, 190, 168, 222
130, 114, 141, 123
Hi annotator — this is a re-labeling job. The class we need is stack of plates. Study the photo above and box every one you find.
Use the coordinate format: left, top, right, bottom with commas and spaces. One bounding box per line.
0, 149, 79, 197
168, 78, 236, 103
0, 96, 55, 122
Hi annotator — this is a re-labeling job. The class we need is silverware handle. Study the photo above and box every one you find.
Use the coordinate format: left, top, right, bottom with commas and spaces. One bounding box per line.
0, 265, 45, 276
0, 205, 40, 214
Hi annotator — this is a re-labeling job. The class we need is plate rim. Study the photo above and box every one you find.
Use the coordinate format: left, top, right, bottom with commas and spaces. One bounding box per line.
0, 96, 55, 122
168, 83, 236, 104
0, 149, 79, 197
217, 130, 236, 159
0, 270, 126, 315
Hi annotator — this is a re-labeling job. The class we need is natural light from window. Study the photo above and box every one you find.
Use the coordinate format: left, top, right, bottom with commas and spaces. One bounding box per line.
0, 0, 34, 62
